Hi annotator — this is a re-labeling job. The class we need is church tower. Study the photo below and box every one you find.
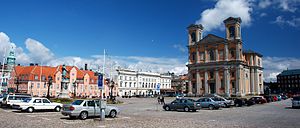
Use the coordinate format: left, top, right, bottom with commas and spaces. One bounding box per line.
223, 17, 242, 40
6, 46, 16, 72
187, 24, 203, 45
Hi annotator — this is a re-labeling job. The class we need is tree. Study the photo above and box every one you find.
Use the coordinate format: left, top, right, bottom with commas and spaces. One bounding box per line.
46, 76, 53, 99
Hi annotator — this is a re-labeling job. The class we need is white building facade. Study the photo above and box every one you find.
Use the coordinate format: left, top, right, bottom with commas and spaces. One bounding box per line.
116, 69, 172, 97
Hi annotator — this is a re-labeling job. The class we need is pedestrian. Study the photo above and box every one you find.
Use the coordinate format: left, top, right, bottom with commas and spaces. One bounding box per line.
161, 95, 165, 104
157, 96, 161, 104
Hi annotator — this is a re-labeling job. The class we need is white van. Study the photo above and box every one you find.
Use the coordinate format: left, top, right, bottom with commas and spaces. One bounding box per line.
1, 94, 32, 108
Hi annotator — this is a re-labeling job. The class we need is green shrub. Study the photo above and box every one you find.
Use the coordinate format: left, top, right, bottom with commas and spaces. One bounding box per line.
50, 98, 73, 104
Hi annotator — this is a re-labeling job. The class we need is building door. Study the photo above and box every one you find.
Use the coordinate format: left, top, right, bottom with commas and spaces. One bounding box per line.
210, 83, 216, 94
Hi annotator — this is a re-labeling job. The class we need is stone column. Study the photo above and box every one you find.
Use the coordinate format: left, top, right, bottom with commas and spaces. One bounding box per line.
250, 68, 254, 94
215, 70, 220, 94
196, 70, 201, 96
196, 47, 200, 63
224, 68, 230, 97
236, 67, 241, 96
254, 69, 259, 94
204, 48, 207, 63
188, 73, 193, 94
236, 43, 240, 60
204, 71, 208, 94
215, 48, 219, 61
225, 44, 229, 61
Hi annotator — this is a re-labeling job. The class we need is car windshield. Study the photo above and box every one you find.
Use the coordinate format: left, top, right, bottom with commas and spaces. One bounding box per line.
72, 100, 84, 105
23, 98, 32, 103
293, 97, 300, 101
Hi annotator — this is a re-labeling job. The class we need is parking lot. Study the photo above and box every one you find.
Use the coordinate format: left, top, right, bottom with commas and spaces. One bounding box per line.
0, 97, 299, 128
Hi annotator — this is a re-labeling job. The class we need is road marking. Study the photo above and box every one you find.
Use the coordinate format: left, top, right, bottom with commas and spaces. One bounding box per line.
97, 125, 106, 128
121, 116, 131, 119
41, 117, 51, 121
63, 121, 80, 124
2, 110, 11, 113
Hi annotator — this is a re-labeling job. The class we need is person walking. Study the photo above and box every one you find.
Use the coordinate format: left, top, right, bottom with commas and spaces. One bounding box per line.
161, 95, 165, 105
157, 95, 161, 104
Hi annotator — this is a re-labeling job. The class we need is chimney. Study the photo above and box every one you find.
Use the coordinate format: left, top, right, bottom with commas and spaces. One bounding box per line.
85, 64, 88, 70
30, 63, 34, 66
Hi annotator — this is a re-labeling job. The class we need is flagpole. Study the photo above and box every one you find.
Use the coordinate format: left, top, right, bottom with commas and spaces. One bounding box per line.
0, 48, 7, 93
39, 62, 42, 97
102, 49, 106, 98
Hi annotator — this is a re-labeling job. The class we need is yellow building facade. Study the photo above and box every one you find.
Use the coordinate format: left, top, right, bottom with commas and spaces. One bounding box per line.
187, 17, 263, 97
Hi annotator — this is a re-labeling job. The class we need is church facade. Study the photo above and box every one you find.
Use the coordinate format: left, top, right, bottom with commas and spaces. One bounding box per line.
187, 17, 263, 97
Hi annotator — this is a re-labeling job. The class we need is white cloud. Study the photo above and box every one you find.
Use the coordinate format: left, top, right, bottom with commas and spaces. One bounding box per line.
25, 38, 54, 63
259, 12, 267, 17
263, 56, 300, 82
173, 44, 187, 53
196, 0, 252, 32
278, 0, 299, 12
258, 0, 272, 8
272, 16, 300, 28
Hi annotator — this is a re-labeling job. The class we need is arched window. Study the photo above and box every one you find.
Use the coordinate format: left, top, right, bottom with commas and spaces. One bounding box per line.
210, 50, 214, 61
229, 26, 235, 38
191, 32, 196, 42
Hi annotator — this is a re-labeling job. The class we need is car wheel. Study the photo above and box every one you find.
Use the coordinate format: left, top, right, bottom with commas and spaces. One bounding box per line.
109, 110, 117, 118
208, 105, 214, 110
235, 103, 239, 107
165, 106, 170, 111
54, 106, 61, 112
27, 107, 34, 113
224, 103, 228, 108
79, 111, 88, 120
184, 106, 189, 112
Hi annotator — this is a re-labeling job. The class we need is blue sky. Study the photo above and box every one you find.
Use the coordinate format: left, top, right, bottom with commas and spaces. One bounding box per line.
0, 0, 300, 81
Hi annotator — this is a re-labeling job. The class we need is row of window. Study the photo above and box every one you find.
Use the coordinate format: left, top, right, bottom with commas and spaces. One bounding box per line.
278, 75, 300, 79
119, 81, 171, 89
119, 75, 171, 83
278, 80, 300, 83
191, 50, 236, 62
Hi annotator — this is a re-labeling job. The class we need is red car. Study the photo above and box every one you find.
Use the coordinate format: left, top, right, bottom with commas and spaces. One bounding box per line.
272, 96, 278, 101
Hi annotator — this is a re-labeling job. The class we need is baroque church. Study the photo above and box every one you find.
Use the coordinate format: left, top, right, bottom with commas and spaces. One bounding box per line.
187, 17, 263, 97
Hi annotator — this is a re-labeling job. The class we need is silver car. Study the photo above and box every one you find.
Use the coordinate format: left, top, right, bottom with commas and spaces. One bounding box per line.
211, 97, 234, 108
292, 96, 300, 109
61, 99, 120, 120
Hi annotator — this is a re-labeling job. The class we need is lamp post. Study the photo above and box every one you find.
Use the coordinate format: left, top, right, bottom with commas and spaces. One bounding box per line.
46, 76, 53, 99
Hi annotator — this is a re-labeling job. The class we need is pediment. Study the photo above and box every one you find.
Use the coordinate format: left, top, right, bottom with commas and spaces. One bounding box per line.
198, 34, 225, 44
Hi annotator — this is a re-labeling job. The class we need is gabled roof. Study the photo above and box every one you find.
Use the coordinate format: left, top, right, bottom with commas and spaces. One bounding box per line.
198, 34, 225, 44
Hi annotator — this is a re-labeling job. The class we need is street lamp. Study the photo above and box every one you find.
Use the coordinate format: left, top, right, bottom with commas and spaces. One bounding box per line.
46, 76, 53, 99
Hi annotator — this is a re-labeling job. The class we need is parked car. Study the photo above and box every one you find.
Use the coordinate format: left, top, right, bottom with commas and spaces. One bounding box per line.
163, 98, 201, 112
292, 96, 300, 109
263, 96, 273, 102
12, 97, 62, 113
245, 98, 256, 106
233, 98, 247, 107
249, 96, 267, 104
211, 97, 234, 108
196, 97, 220, 110
61, 99, 120, 120
1, 94, 31, 108
277, 95, 282, 101
281, 95, 288, 100
272, 96, 278, 101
